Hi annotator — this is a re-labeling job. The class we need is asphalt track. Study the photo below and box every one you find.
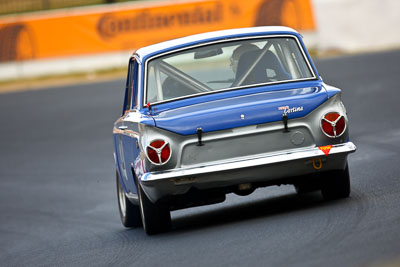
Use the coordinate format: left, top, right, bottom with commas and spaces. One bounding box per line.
1, 50, 400, 267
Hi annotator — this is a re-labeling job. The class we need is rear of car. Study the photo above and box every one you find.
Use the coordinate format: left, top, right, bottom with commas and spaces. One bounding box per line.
113, 27, 356, 234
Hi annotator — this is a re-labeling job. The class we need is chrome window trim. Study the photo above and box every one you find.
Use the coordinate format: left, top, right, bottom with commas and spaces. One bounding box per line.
135, 54, 144, 110
142, 34, 317, 107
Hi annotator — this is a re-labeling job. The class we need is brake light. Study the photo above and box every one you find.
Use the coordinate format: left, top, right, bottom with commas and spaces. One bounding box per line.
146, 140, 171, 165
321, 112, 346, 138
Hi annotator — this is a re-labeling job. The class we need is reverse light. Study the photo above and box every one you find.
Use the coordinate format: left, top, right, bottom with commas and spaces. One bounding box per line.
146, 140, 171, 165
321, 112, 346, 138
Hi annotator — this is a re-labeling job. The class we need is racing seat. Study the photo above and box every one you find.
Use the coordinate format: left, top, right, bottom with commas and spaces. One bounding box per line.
234, 50, 291, 86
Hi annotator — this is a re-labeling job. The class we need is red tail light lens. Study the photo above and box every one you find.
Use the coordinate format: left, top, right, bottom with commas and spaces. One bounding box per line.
146, 140, 171, 165
321, 120, 334, 136
321, 112, 346, 138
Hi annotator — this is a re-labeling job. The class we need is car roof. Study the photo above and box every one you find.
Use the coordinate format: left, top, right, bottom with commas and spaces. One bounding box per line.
135, 26, 299, 60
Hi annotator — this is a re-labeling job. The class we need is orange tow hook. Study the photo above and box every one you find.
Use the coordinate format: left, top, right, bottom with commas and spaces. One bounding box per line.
312, 158, 322, 170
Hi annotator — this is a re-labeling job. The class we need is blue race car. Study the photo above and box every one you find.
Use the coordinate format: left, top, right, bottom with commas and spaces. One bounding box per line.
113, 26, 356, 234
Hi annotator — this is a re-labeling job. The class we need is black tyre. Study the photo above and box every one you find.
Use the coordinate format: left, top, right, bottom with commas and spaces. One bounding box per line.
321, 164, 351, 201
137, 180, 171, 235
116, 171, 142, 228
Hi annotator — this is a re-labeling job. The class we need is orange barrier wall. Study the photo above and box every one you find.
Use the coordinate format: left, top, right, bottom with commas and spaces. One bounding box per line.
0, 0, 315, 62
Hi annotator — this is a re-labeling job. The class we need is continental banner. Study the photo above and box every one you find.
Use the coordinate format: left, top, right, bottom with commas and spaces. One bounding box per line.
0, 0, 315, 62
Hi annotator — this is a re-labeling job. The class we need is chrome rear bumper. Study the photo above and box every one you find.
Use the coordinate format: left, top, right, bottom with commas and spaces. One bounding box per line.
140, 142, 356, 203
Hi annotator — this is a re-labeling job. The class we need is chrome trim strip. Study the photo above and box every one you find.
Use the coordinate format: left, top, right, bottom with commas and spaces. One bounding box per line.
142, 34, 317, 107
113, 127, 139, 139
141, 142, 356, 182
133, 53, 141, 64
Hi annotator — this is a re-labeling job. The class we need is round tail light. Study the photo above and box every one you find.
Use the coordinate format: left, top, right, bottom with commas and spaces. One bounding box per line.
146, 140, 171, 165
321, 112, 346, 138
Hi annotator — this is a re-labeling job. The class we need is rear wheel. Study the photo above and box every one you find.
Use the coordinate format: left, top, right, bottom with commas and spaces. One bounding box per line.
116, 171, 142, 228
321, 164, 351, 200
137, 180, 171, 235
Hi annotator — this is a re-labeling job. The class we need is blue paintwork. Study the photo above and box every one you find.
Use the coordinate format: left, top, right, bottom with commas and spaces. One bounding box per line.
323, 83, 341, 98
136, 116, 156, 127
113, 132, 140, 195
121, 134, 137, 192
152, 85, 328, 135
113, 135, 130, 193
113, 135, 122, 174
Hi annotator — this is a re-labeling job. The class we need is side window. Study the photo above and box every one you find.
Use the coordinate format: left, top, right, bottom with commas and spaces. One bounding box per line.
122, 57, 138, 115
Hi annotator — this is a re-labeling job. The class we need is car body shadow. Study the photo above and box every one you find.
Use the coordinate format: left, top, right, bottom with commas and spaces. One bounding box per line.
170, 190, 349, 234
